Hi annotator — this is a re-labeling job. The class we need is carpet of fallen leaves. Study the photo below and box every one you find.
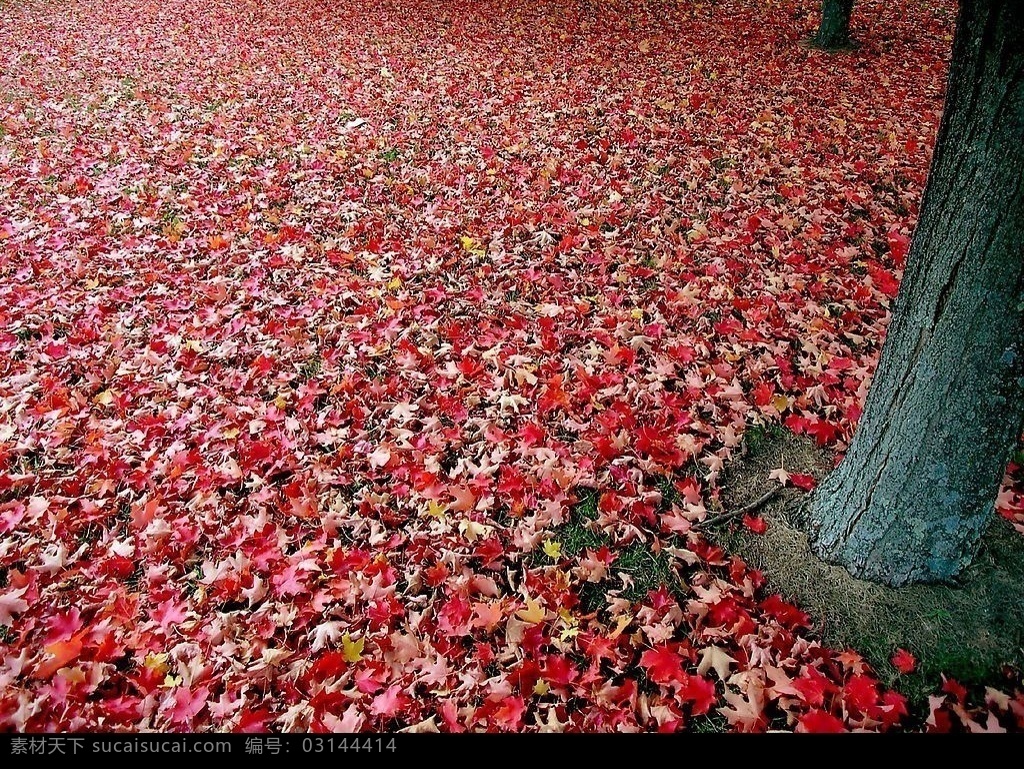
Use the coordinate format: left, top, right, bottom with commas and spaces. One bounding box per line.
2, 0, 1022, 733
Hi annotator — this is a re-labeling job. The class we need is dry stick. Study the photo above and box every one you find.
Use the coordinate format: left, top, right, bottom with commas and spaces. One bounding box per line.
693, 486, 781, 531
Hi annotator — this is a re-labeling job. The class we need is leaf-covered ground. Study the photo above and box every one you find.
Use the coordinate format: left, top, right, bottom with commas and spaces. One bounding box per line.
1, 0, 1021, 732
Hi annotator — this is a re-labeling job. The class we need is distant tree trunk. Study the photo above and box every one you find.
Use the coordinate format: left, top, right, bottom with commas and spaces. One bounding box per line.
805, 0, 1024, 587
812, 0, 854, 49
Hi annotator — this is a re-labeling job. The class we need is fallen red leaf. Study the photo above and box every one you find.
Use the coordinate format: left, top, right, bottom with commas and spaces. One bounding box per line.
891, 648, 918, 675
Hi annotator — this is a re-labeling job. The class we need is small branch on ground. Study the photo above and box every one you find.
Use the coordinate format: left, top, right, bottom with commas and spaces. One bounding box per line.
694, 486, 781, 531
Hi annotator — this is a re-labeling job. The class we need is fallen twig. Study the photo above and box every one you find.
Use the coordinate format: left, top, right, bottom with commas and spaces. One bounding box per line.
693, 486, 781, 531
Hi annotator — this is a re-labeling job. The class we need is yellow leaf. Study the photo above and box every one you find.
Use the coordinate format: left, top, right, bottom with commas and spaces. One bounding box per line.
273, 394, 288, 410
542, 540, 562, 560
608, 613, 633, 639
183, 339, 203, 352
559, 626, 580, 642
93, 390, 114, 406
772, 395, 791, 412
424, 500, 447, 519
516, 597, 546, 625
459, 235, 485, 257
387, 277, 402, 290
342, 632, 364, 663
556, 609, 579, 641
630, 308, 644, 320
162, 674, 183, 688
533, 679, 550, 696
144, 652, 169, 676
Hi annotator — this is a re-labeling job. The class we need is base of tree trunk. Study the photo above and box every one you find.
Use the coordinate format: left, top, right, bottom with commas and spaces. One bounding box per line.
810, 0, 856, 52
805, 480, 990, 587
716, 428, 1024, 697
801, 34, 857, 51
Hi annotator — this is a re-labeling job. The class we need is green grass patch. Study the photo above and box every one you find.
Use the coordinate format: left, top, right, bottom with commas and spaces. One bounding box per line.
544, 485, 685, 611
614, 542, 676, 603
298, 356, 322, 381
743, 422, 785, 455
556, 490, 604, 557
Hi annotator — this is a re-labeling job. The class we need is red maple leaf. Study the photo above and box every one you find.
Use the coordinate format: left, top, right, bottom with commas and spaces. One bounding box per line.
235, 708, 274, 733
640, 645, 685, 686
868, 263, 901, 298
887, 229, 911, 266
742, 514, 767, 534
542, 654, 579, 688
371, 685, 410, 719
44, 607, 83, 643
793, 666, 833, 707
891, 648, 917, 674
759, 594, 809, 629
789, 473, 817, 491
797, 709, 848, 733
941, 676, 968, 704
308, 652, 348, 682
877, 691, 910, 729
490, 696, 526, 731
844, 673, 880, 712
151, 599, 188, 628
678, 674, 717, 715
168, 686, 210, 726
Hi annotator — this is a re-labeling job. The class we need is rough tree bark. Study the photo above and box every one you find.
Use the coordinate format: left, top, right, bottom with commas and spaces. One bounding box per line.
805, 0, 1024, 587
812, 0, 854, 49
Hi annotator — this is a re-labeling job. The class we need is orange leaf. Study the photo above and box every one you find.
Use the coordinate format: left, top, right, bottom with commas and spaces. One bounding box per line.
450, 486, 476, 513
515, 597, 546, 625
36, 634, 85, 678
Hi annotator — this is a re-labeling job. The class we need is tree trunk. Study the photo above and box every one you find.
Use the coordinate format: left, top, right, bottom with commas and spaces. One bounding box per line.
812, 0, 854, 50
805, 0, 1024, 587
